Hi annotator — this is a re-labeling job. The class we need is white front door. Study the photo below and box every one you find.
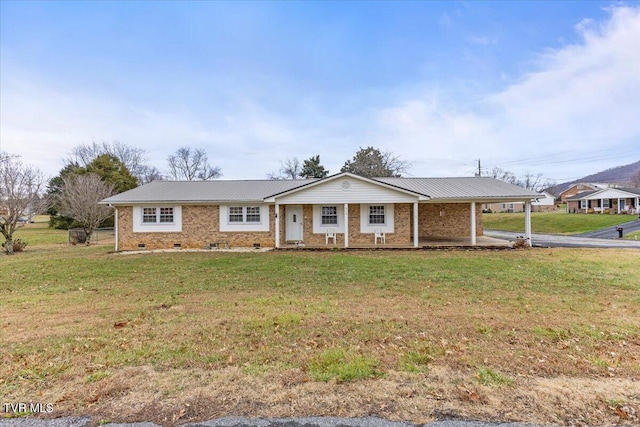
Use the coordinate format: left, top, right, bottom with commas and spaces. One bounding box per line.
286, 205, 303, 241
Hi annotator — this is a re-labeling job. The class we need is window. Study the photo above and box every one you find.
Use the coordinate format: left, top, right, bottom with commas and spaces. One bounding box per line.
321, 206, 338, 225
603, 199, 610, 208
142, 207, 174, 224
580, 200, 587, 209
369, 205, 385, 225
229, 207, 244, 222
142, 207, 157, 223
246, 207, 261, 222
228, 206, 261, 223
159, 207, 174, 223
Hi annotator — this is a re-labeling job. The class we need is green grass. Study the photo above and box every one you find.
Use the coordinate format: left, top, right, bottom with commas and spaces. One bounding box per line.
476, 367, 514, 386
2, 226, 640, 423
11, 221, 68, 245
308, 348, 381, 382
483, 211, 636, 234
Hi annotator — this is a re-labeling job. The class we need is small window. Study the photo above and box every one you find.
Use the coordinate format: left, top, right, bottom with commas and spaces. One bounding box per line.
246, 206, 261, 222
159, 207, 174, 223
603, 199, 610, 208
321, 206, 338, 225
580, 200, 587, 209
142, 207, 157, 223
369, 205, 385, 225
229, 206, 244, 222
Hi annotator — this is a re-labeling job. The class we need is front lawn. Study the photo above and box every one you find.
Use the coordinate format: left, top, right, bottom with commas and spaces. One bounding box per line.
1, 244, 639, 425
483, 211, 637, 234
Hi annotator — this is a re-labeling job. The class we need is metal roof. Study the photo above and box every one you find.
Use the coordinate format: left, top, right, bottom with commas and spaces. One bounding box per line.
565, 187, 640, 201
101, 174, 540, 205
101, 179, 317, 204
375, 177, 539, 200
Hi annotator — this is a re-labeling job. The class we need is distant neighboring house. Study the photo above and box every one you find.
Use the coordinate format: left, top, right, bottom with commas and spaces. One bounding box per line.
558, 183, 613, 202
100, 172, 539, 251
566, 187, 640, 214
483, 191, 556, 213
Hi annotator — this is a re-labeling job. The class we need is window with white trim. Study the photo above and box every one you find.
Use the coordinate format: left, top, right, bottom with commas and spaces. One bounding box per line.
580, 200, 587, 209
142, 207, 174, 224
229, 207, 244, 222
159, 207, 174, 223
246, 206, 261, 222
228, 206, 261, 223
603, 199, 610, 208
368, 205, 385, 225
321, 206, 338, 225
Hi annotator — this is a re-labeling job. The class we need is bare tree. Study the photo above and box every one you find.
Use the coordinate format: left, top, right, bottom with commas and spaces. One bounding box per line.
484, 167, 554, 192
137, 165, 165, 184
68, 141, 146, 177
60, 173, 116, 245
167, 147, 221, 181
485, 167, 518, 185
0, 153, 47, 254
267, 157, 303, 180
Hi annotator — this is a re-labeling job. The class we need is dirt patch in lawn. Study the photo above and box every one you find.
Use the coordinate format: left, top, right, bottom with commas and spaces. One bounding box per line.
28, 365, 640, 426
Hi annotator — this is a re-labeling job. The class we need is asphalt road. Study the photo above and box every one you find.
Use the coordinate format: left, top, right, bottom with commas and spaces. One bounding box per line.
0, 417, 562, 427
485, 219, 640, 248
578, 218, 640, 239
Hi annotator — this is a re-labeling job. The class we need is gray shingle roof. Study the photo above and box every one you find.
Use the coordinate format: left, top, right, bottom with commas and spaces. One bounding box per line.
375, 177, 539, 200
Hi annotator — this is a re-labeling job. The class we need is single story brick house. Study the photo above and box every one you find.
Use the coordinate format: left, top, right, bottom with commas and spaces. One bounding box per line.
483, 191, 556, 213
565, 187, 640, 214
100, 172, 539, 250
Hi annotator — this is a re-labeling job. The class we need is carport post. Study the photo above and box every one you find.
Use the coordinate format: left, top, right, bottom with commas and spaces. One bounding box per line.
470, 202, 476, 245
413, 202, 419, 247
525, 201, 532, 246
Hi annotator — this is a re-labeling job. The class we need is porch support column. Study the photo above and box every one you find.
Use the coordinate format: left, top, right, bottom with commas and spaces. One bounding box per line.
600, 198, 604, 213
344, 203, 349, 248
525, 201, 532, 247
413, 202, 419, 247
470, 202, 477, 245
617, 198, 621, 214
114, 207, 119, 252
275, 203, 280, 248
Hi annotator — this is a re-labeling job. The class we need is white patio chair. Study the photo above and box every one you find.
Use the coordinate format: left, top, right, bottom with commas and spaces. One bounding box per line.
374, 228, 386, 245
325, 228, 336, 245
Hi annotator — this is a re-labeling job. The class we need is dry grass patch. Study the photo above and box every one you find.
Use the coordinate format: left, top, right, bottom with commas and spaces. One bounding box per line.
1, 246, 639, 425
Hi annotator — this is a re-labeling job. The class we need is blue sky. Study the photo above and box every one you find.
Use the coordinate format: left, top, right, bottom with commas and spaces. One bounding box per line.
1, 1, 639, 182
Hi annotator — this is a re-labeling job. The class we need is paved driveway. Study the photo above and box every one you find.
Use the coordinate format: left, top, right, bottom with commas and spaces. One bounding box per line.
485, 230, 640, 248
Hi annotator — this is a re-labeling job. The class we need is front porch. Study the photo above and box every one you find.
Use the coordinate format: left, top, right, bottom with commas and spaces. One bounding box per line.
279, 234, 512, 249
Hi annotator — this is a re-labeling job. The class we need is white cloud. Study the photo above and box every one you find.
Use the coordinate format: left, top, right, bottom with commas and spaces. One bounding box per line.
370, 6, 640, 180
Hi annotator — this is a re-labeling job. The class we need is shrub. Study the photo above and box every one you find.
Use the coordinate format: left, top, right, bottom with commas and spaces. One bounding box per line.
512, 236, 530, 249
2, 239, 27, 253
